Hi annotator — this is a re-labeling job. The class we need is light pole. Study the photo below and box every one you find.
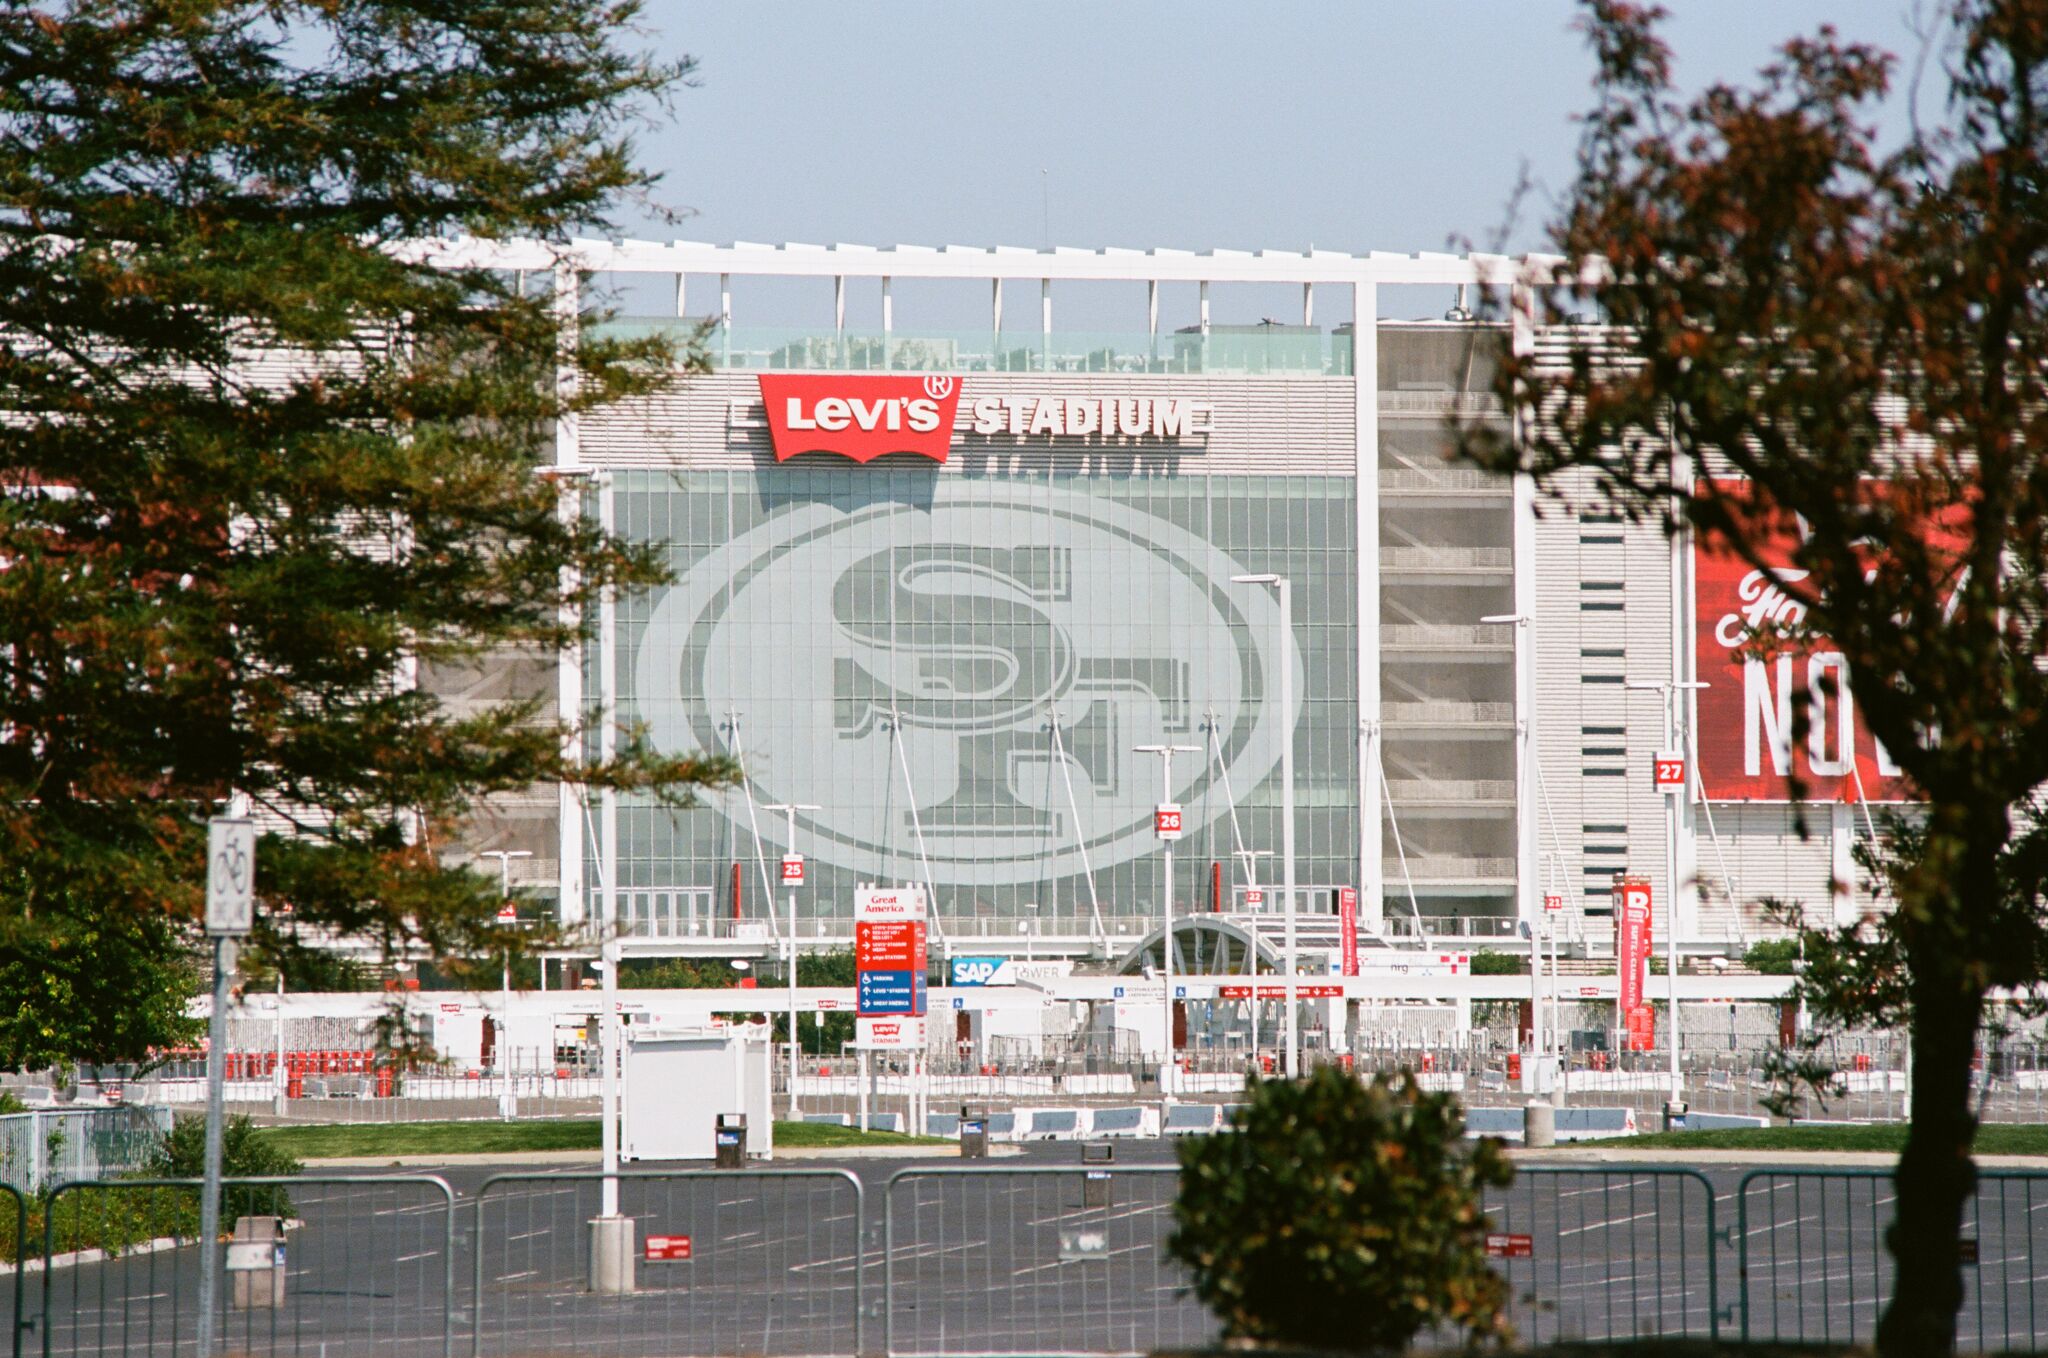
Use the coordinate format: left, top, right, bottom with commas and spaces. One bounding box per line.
1231, 847, 1273, 1061
762, 802, 819, 1119
1627, 677, 1710, 1108
480, 849, 532, 1116
1232, 573, 1298, 1076
1023, 902, 1038, 965
1134, 743, 1200, 1097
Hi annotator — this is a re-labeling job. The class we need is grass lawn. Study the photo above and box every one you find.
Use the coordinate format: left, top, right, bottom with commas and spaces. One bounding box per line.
259, 1118, 946, 1159
1610, 1122, 2048, 1155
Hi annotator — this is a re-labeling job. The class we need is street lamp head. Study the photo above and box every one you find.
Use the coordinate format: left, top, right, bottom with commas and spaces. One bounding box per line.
1479, 613, 1529, 625
729, 959, 751, 972
1231, 573, 1282, 585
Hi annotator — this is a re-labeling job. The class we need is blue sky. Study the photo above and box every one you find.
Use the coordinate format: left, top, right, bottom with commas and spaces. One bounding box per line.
619, 3, 1933, 325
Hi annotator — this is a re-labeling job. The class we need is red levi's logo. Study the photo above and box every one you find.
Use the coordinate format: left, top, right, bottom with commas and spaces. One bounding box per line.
758, 375, 963, 463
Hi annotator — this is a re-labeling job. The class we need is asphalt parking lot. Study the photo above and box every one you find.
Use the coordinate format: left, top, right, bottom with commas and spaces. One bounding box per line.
23, 1143, 2048, 1356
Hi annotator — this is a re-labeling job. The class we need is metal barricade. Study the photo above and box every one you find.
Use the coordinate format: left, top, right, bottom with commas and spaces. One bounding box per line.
882, 1165, 1213, 1358
471, 1169, 863, 1357
1483, 1167, 1720, 1345
38, 1174, 455, 1358
3, 1180, 25, 1358
1737, 1167, 2048, 1351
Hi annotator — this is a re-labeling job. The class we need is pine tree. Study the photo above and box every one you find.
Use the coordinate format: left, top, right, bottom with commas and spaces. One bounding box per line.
0, 1, 732, 1063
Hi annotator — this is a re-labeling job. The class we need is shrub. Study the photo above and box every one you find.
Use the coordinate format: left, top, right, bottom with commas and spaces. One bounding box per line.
1468, 949, 1528, 976
1168, 1068, 1513, 1353
1744, 938, 1802, 975
152, 1113, 300, 1227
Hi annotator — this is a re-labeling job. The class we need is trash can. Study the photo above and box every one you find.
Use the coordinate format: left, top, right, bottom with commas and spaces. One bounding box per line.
226, 1215, 286, 1310
959, 1105, 988, 1159
1081, 1142, 1113, 1207
715, 1113, 746, 1168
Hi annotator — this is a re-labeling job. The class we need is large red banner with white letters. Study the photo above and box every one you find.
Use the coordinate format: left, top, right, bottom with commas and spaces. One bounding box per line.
1693, 479, 1939, 803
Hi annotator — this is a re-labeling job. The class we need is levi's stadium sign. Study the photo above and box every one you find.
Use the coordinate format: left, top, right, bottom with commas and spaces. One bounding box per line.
757, 374, 1212, 464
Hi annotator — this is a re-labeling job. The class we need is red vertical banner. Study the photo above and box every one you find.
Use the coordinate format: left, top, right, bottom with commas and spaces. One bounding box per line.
1616, 875, 1652, 1016
1338, 888, 1359, 976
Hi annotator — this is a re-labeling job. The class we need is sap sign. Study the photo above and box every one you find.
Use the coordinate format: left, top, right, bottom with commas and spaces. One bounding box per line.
951, 957, 1006, 987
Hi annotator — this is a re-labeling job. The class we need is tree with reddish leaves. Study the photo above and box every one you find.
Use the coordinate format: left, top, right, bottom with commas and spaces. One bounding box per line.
0, 2, 733, 1065
1461, 3, 2048, 1351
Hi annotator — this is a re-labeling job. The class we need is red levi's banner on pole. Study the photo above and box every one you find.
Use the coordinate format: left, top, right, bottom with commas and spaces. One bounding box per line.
1616, 877, 1651, 1015
758, 375, 963, 463
1692, 477, 1967, 803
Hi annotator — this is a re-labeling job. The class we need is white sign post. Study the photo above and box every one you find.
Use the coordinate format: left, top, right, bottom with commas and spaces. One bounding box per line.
196, 816, 254, 1358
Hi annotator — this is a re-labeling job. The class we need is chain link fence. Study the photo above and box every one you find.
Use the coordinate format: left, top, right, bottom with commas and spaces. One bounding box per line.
7, 1164, 2048, 1355
0, 1109, 171, 1197
36, 1174, 456, 1358
471, 1170, 863, 1358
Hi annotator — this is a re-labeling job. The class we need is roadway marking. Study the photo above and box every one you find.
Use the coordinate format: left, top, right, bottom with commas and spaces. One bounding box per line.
1560, 1209, 1656, 1237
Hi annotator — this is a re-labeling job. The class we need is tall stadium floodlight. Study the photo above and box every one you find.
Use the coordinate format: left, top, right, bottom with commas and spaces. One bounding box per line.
763, 802, 820, 1119
1133, 744, 1200, 1097
1627, 677, 1711, 1108
1233, 573, 1299, 1077
481, 849, 533, 1117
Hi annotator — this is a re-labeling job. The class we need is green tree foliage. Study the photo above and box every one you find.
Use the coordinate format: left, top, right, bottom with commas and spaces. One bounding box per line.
1458, 5, 2048, 1350
0, 1, 735, 1064
153, 1112, 301, 1227
1167, 1068, 1513, 1352
0, 871, 201, 1069
1468, 948, 1529, 975
1743, 939, 1803, 976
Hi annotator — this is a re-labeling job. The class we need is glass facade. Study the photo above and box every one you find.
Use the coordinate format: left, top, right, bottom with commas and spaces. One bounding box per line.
605, 464, 1359, 931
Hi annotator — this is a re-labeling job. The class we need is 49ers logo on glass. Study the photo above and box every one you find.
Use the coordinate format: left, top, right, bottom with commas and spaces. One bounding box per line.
758, 375, 962, 463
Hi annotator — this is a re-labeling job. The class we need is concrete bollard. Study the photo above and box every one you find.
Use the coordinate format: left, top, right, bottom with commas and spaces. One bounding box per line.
1523, 1099, 1556, 1148
589, 1215, 637, 1294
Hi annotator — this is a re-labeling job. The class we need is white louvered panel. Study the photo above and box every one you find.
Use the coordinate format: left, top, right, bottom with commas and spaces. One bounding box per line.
1712, 804, 1835, 930
580, 372, 1358, 476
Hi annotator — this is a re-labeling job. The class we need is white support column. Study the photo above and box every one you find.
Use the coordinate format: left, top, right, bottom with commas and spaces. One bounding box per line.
991, 277, 1003, 336
719, 272, 731, 368
1672, 450, 1702, 942
1831, 803, 1856, 926
1353, 281, 1384, 931
833, 275, 846, 337
1302, 282, 1314, 328
675, 272, 686, 318
1513, 473, 1539, 930
1040, 278, 1052, 372
881, 275, 893, 368
1198, 281, 1211, 335
553, 262, 585, 926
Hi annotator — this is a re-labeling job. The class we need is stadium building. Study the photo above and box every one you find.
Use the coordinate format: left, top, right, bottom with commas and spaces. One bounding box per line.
437, 239, 1877, 968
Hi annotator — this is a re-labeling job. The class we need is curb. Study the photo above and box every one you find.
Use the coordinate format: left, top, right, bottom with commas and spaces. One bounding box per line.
1512, 1146, 2048, 1169
0, 1235, 186, 1275
299, 1142, 1017, 1168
